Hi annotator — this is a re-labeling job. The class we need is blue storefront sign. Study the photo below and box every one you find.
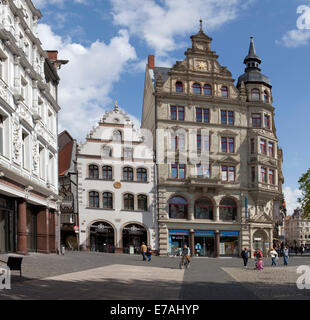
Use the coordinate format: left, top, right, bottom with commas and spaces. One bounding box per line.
194, 230, 215, 237
220, 231, 239, 237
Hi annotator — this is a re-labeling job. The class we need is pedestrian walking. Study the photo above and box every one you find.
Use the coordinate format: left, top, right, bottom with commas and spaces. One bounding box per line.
254, 248, 263, 269
140, 242, 147, 261
283, 246, 289, 266
256, 258, 264, 270
270, 248, 278, 266
241, 247, 249, 268
146, 245, 152, 262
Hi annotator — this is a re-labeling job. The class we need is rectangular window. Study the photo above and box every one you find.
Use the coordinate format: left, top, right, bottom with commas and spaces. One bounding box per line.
250, 138, 255, 154
261, 167, 267, 184
221, 137, 234, 153
251, 167, 256, 182
252, 113, 261, 128
196, 108, 202, 123
171, 106, 184, 121
269, 169, 275, 185
171, 164, 186, 179
22, 131, 30, 171
0, 115, 3, 156
197, 134, 202, 151
196, 164, 211, 178
221, 110, 234, 125
260, 139, 267, 154
268, 142, 274, 157
203, 109, 210, 123
222, 166, 235, 182
264, 114, 270, 129
172, 135, 185, 150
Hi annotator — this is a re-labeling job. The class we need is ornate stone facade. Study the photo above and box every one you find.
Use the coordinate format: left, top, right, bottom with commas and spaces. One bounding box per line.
142, 27, 284, 257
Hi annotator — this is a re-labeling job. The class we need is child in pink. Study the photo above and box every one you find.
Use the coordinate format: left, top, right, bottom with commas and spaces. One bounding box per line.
256, 258, 264, 270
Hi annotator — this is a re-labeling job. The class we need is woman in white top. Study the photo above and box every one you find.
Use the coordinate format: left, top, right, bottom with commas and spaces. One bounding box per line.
270, 248, 278, 266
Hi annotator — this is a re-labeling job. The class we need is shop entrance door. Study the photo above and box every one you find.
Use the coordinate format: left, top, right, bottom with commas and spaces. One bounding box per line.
90, 222, 115, 253
27, 209, 37, 252
122, 224, 147, 254
0, 209, 16, 253
194, 236, 214, 257
169, 235, 189, 256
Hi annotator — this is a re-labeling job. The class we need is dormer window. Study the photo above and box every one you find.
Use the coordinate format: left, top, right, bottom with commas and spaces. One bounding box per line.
113, 130, 122, 141
176, 81, 183, 93
251, 88, 260, 101
221, 86, 228, 98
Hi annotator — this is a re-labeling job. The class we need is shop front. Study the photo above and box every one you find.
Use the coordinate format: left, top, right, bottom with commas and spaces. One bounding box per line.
122, 224, 147, 254
26, 205, 37, 252
90, 221, 115, 253
194, 230, 215, 257
0, 196, 16, 253
219, 231, 239, 256
168, 229, 190, 255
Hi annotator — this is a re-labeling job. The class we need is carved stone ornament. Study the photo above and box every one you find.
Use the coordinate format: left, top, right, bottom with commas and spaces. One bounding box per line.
12, 114, 21, 163
32, 132, 39, 172
195, 60, 207, 71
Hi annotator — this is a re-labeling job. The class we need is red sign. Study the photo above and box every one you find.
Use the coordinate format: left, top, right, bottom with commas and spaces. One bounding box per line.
73, 226, 79, 231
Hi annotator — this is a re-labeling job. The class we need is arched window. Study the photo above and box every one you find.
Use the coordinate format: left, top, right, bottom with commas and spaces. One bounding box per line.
138, 194, 148, 211
103, 192, 113, 209
89, 191, 99, 208
203, 84, 212, 96
176, 81, 183, 93
113, 130, 122, 141
251, 88, 260, 101
137, 168, 147, 182
264, 91, 269, 103
194, 198, 214, 219
123, 167, 133, 181
192, 83, 202, 94
221, 86, 228, 98
124, 193, 134, 210
89, 165, 99, 179
102, 166, 112, 180
169, 196, 187, 219
219, 198, 237, 221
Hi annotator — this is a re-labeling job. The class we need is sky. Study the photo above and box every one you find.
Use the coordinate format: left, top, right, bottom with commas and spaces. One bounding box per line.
32, 0, 310, 214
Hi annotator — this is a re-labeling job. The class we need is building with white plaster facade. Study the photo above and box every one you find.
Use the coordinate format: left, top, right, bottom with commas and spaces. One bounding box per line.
77, 103, 157, 253
0, 0, 66, 254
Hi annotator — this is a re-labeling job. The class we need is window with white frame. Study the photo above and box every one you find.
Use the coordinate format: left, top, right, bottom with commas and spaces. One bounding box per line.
22, 131, 30, 170
39, 145, 45, 179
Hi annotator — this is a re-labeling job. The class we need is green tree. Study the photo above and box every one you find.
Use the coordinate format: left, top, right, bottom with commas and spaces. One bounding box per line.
298, 168, 310, 218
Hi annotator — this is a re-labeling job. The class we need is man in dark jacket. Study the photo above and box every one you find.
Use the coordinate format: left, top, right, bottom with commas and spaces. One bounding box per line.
241, 248, 249, 268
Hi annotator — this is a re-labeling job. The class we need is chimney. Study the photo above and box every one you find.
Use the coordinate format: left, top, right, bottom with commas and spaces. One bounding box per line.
148, 55, 155, 69
47, 50, 58, 61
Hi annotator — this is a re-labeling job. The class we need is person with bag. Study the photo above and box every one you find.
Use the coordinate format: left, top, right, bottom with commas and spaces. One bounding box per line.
146, 245, 152, 262
140, 242, 147, 261
270, 248, 278, 266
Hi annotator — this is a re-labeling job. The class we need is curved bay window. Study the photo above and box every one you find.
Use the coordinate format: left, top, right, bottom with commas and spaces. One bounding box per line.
102, 166, 112, 180
89, 165, 99, 179
89, 191, 99, 208
103, 192, 113, 209
192, 83, 202, 94
176, 81, 183, 93
137, 168, 147, 182
123, 167, 133, 181
203, 84, 212, 96
195, 198, 214, 219
264, 91, 269, 103
124, 193, 134, 210
221, 86, 228, 98
251, 88, 260, 101
138, 195, 148, 211
219, 198, 237, 221
169, 196, 187, 219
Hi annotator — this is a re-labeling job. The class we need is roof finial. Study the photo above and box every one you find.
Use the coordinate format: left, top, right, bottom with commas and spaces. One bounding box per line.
114, 100, 119, 111
200, 19, 203, 31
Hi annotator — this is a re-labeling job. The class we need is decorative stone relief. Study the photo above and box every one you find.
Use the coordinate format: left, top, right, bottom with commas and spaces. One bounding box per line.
32, 132, 39, 173
12, 114, 21, 164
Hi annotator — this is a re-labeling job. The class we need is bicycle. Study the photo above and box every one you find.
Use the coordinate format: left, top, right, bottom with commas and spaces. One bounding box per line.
179, 255, 190, 269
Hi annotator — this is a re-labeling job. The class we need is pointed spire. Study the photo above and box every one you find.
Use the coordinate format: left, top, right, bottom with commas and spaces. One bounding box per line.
243, 36, 261, 71
200, 19, 203, 31
248, 36, 256, 58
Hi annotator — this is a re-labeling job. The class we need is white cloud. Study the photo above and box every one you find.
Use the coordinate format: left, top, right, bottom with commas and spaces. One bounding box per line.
37, 24, 137, 141
110, 0, 253, 57
283, 186, 302, 215
277, 29, 310, 47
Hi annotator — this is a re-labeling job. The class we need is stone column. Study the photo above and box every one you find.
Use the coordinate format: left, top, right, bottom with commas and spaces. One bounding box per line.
214, 230, 220, 258
215, 205, 220, 221
49, 210, 56, 253
17, 200, 27, 255
190, 229, 195, 257
37, 207, 50, 254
